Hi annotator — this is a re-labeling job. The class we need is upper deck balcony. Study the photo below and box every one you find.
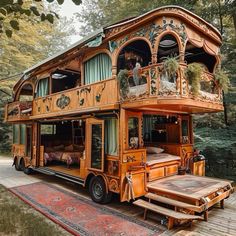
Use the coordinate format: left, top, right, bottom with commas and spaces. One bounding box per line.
118, 63, 223, 113
5, 63, 223, 122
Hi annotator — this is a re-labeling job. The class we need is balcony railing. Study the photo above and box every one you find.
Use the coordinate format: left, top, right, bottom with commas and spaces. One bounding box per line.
32, 77, 118, 118
5, 101, 32, 122
119, 63, 222, 104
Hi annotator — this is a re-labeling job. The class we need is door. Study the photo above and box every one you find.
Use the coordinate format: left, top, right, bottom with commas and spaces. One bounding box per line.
86, 118, 104, 172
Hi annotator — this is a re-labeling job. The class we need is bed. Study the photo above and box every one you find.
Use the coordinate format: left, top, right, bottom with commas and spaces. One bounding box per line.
44, 151, 83, 167
145, 146, 181, 181
146, 153, 181, 166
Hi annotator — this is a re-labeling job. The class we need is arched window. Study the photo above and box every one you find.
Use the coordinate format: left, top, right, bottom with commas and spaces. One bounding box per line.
84, 53, 112, 85
157, 34, 179, 62
184, 42, 216, 73
117, 40, 151, 72
18, 83, 33, 101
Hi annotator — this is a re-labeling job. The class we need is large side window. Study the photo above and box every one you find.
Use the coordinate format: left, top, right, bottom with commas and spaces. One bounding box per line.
84, 53, 112, 84
35, 78, 49, 98
105, 118, 118, 156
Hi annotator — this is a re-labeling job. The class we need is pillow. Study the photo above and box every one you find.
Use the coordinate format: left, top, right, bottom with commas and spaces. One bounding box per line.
73, 144, 84, 152
65, 144, 74, 152
146, 146, 164, 154
54, 144, 64, 151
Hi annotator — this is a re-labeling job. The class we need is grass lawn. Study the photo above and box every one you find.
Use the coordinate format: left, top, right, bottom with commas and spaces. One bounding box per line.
0, 185, 71, 236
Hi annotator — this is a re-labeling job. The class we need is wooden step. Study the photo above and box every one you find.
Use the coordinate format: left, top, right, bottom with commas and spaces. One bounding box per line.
145, 192, 205, 213
133, 199, 203, 229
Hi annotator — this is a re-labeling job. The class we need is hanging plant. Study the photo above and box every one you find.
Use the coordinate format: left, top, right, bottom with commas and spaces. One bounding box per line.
163, 56, 179, 78
214, 69, 230, 93
185, 63, 203, 97
117, 69, 129, 99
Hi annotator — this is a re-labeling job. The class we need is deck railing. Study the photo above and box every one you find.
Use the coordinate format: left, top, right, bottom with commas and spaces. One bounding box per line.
32, 77, 118, 118
5, 101, 32, 122
119, 63, 222, 104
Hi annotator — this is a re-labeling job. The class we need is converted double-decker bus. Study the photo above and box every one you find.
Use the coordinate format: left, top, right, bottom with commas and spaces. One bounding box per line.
5, 5, 233, 229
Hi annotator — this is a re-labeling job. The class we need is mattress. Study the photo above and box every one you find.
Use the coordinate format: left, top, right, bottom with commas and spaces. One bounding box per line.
146, 153, 181, 166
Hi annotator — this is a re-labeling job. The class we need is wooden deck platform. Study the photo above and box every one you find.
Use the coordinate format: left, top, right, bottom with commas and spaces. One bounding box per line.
147, 175, 232, 205
160, 189, 236, 236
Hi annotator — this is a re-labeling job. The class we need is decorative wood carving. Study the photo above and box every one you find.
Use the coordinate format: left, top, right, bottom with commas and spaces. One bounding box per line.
56, 94, 70, 109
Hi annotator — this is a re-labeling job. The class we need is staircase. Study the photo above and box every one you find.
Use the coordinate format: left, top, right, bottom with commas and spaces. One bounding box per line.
133, 192, 204, 229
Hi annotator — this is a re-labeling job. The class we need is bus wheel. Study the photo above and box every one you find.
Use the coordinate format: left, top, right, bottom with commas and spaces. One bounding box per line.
20, 158, 33, 175
14, 157, 21, 171
89, 176, 112, 204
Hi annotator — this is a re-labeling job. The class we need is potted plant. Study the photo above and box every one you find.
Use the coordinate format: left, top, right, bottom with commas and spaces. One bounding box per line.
163, 56, 179, 78
117, 69, 129, 99
214, 69, 230, 93
185, 63, 203, 96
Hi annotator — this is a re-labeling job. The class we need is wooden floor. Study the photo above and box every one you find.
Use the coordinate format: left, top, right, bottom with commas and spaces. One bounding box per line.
47, 165, 80, 176
160, 189, 236, 236
147, 175, 231, 201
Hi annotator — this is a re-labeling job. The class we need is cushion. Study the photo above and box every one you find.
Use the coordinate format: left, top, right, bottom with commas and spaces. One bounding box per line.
54, 144, 64, 151
146, 146, 164, 154
65, 144, 74, 152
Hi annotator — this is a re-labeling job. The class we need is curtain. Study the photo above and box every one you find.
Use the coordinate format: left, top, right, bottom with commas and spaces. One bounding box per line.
84, 53, 112, 84
105, 118, 118, 155
143, 115, 153, 142
36, 78, 49, 97
13, 125, 19, 144
20, 124, 26, 145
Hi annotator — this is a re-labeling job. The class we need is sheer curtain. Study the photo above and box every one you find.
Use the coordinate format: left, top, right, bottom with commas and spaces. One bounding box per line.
105, 118, 118, 156
84, 53, 112, 85
143, 115, 153, 142
35, 78, 49, 97
20, 124, 26, 145
13, 125, 19, 144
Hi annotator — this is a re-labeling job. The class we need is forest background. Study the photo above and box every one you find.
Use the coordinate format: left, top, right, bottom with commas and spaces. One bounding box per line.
0, 0, 235, 180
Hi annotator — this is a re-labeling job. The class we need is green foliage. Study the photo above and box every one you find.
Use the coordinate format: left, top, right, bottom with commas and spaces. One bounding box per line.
185, 63, 202, 96
163, 57, 179, 77
0, 0, 81, 37
0, 5, 76, 153
214, 69, 230, 93
75, 0, 199, 36
117, 69, 129, 99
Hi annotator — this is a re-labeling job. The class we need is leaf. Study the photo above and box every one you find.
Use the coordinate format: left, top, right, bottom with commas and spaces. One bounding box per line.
57, 0, 64, 5
46, 13, 54, 24
10, 20, 19, 30
17, 0, 23, 5
0, 7, 7, 16
5, 29, 12, 38
71, 0, 82, 5
0, 1, 13, 8
24, 9, 31, 16
46, 0, 55, 3
50, 11, 59, 19
40, 13, 46, 21
30, 6, 40, 16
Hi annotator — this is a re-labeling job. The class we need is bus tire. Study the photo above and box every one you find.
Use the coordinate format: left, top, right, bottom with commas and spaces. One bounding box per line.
14, 157, 21, 171
21, 158, 33, 175
89, 176, 112, 204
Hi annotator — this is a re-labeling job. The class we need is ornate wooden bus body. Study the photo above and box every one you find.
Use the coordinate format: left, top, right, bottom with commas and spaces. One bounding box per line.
5, 6, 233, 228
